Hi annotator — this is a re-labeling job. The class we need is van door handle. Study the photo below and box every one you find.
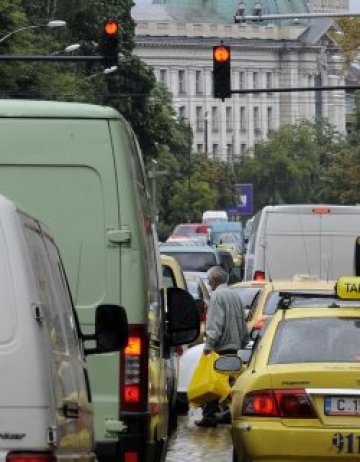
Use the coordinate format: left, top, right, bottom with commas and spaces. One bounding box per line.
107, 228, 131, 246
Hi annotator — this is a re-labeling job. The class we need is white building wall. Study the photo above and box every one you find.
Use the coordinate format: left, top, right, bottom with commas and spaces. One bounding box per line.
135, 21, 346, 161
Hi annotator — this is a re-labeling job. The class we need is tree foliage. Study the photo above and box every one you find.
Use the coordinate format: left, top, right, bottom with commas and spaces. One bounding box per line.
233, 119, 346, 212
330, 18, 360, 67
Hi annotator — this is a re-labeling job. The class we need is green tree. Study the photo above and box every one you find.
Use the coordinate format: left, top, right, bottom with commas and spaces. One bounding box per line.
233, 120, 343, 212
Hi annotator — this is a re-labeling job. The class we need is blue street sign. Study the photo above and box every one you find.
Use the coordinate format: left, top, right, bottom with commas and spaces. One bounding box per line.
227, 183, 253, 216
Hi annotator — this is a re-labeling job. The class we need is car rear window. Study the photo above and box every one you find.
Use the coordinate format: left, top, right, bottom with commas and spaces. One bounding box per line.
269, 317, 360, 364
168, 252, 217, 272
262, 291, 349, 315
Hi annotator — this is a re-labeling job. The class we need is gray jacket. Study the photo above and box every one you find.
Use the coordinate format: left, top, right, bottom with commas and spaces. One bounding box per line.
204, 284, 249, 353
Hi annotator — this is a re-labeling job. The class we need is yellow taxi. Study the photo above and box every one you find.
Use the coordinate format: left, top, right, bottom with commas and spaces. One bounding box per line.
216, 276, 360, 462
233, 276, 336, 332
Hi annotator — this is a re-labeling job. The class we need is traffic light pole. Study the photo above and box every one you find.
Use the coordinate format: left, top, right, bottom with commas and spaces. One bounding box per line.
0, 55, 105, 61
231, 84, 360, 95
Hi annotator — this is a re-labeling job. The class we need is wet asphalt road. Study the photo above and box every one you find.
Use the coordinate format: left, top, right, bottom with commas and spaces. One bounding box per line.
166, 413, 233, 462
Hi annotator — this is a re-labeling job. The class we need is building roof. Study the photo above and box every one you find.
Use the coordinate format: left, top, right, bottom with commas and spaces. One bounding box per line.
299, 18, 335, 45
146, 0, 309, 24
132, 3, 230, 23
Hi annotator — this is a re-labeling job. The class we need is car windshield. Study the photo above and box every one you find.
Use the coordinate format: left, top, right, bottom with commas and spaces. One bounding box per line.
168, 252, 217, 272
269, 317, 360, 364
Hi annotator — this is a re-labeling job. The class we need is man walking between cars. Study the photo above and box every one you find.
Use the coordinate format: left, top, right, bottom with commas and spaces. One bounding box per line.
195, 266, 249, 427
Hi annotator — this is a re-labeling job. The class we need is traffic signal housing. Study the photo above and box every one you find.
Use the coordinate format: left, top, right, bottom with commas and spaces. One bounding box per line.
213, 45, 231, 100
100, 20, 119, 67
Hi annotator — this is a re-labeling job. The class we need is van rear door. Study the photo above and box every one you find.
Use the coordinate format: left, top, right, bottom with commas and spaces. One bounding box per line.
0, 116, 121, 442
264, 210, 321, 279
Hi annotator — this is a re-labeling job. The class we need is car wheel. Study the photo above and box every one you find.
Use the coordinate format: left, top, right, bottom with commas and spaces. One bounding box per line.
176, 395, 189, 415
233, 448, 250, 462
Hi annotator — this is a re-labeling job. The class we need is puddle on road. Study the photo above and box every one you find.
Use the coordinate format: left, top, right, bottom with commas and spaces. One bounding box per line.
166, 412, 233, 462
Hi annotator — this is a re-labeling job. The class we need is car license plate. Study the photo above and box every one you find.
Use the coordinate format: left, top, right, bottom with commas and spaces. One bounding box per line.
325, 396, 360, 416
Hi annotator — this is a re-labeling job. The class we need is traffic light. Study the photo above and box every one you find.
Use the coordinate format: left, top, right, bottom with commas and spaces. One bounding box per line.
213, 45, 231, 100
100, 20, 119, 67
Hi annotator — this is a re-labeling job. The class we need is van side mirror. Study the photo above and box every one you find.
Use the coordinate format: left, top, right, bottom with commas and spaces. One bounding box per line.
84, 304, 128, 355
166, 287, 200, 346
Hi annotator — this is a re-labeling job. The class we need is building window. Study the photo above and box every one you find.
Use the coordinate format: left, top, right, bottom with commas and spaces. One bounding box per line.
211, 106, 219, 131
253, 72, 259, 89
213, 144, 219, 159
240, 106, 247, 131
226, 107, 233, 132
241, 144, 247, 155
226, 144, 233, 163
239, 71, 245, 90
266, 72, 272, 93
178, 69, 186, 94
253, 106, 260, 134
179, 105, 186, 120
196, 106, 204, 132
267, 107, 273, 132
195, 70, 203, 94
197, 144, 203, 153
159, 68, 168, 84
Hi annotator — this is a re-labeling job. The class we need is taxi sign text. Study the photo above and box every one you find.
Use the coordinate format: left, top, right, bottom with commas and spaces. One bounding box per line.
336, 277, 360, 300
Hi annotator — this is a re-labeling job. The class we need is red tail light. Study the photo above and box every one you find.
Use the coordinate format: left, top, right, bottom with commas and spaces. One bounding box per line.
120, 324, 149, 413
242, 389, 316, 418
243, 390, 278, 417
200, 301, 208, 322
254, 271, 265, 281
125, 453, 139, 462
274, 389, 316, 418
313, 207, 331, 214
253, 317, 266, 330
175, 345, 184, 355
7, 454, 55, 462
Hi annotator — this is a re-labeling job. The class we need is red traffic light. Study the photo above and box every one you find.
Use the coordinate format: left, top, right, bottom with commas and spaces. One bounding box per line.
104, 20, 119, 36
213, 46, 230, 63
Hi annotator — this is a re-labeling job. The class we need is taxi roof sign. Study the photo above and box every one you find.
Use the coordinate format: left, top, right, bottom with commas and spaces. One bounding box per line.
336, 277, 360, 300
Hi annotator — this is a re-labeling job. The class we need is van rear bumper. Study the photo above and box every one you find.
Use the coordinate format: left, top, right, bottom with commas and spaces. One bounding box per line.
96, 411, 160, 462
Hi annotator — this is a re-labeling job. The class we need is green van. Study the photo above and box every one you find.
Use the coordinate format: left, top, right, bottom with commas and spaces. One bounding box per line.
0, 100, 199, 462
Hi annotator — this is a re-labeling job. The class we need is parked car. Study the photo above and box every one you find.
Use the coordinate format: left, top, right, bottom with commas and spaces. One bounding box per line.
0, 195, 128, 462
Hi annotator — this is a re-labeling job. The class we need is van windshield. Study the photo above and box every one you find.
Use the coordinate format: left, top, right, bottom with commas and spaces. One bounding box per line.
167, 252, 217, 272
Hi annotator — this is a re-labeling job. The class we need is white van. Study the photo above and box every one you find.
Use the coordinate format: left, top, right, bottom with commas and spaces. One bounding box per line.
0, 195, 128, 462
202, 210, 228, 225
244, 204, 360, 281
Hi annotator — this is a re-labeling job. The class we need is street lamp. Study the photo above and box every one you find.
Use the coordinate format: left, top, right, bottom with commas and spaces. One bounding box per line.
0, 20, 66, 45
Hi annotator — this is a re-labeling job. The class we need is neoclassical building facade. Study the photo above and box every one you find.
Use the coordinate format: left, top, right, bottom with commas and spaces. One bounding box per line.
133, 2, 346, 161
310, 0, 349, 13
